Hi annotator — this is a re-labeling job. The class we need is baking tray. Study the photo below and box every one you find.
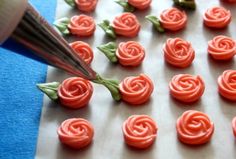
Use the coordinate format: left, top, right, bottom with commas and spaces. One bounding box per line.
35, 0, 236, 158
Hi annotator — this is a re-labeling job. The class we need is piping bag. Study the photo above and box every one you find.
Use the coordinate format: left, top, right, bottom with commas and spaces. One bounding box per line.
0, 0, 121, 101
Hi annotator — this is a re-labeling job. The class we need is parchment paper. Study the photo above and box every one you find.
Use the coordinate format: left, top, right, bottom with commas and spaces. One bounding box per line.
35, 0, 236, 158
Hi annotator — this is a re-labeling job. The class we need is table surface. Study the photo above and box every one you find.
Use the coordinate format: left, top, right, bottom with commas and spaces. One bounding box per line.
36, 0, 236, 159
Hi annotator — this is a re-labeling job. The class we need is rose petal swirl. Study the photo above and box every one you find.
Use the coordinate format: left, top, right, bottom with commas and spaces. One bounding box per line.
119, 74, 154, 105
159, 8, 187, 31
112, 12, 141, 38
70, 41, 94, 65
122, 115, 158, 149
116, 41, 145, 66
169, 74, 205, 103
203, 6, 231, 28
232, 117, 236, 137
163, 38, 195, 68
58, 77, 93, 109
128, 0, 152, 10
57, 118, 94, 149
208, 35, 236, 60
75, 0, 98, 12
176, 110, 214, 145
217, 70, 236, 101
68, 14, 96, 36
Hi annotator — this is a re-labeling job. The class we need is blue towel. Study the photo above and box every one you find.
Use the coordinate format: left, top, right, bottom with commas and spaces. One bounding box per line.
0, 1, 56, 159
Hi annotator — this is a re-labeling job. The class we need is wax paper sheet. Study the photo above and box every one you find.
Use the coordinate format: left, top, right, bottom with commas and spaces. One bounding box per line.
36, 0, 236, 158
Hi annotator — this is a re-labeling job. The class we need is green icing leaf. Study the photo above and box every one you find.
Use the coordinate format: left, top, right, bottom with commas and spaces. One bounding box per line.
92, 74, 121, 101
145, 15, 165, 33
37, 82, 60, 101
64, 0, 76, 7
115, 0, 135, 12
98, 20, 117, 39
174, 0, 196, 10
53, 17, 70, 35
97, 42, 118, 63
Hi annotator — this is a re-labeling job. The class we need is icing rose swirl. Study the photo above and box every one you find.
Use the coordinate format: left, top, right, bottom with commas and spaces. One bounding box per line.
217, 70, 236, 101
75, 0, 98, 12
70, 41, 94, 65
112, 13, 141, 38
163, 38, 195, 68
208, 35, 236, 60
119, 74, 154, 105
232, 117, 236, 137
203, 6, 231, 28
57, 118, 94, 149
68, 15, 96, 36
122, 115, 158, 149
116, 41, 145, 66
128, 0, 152, 10
58, 77, 93, 109
176, 110, 214, 145
159, 8, 187, 31
169, 74, 205, 103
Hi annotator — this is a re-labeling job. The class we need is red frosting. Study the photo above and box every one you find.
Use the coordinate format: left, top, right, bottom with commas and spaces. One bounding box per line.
122, 115, 157, 149
116, 41, 145, 66
119, 74, 154, 105
203, 6, 231, 29
128, 0, 152, 10
163, 38, 195, 68
169, 74, 205, 103
222, 0, 236, 3
58, 77, 93, 109
57, 118, 94, 149
159, 8, 187, 31
218, 70, 236, 101
208, 35, 236, 60
232, 117, 236, 137
176, 110, 214, 145
75, 0, 98, 12
112, 13, 141, 38
68, 15, 96, 36
70, 41, 94, 65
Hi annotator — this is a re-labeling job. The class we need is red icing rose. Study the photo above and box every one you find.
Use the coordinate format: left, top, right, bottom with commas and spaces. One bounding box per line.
70, 41, 94, 65
116, 41, 145, 66
58, 77, 93, 109
128, 0, 152, 10
68, 15, 96, 36
57, 118, 94, 149
112, 12, 141, 37
75, 0, 98, 12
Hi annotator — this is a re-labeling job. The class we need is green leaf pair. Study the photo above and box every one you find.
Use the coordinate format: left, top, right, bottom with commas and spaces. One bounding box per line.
37, 82, 60, 101
97, 42, 118, 63
53, 17, 70, 35
115, 0, 135, 12
145, 15, 165, 33
173, 0, 196, 10
98, 20, 117, 39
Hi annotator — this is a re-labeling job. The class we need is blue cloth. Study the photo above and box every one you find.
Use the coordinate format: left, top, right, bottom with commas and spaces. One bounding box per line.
0, 1, 56, 159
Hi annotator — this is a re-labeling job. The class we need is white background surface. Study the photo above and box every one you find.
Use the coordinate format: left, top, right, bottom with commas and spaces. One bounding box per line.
36, 0, 236, 158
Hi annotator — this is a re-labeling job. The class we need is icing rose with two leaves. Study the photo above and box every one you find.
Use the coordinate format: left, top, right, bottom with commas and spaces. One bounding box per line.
159, 7, 187, 31
232, 117, 236, 137
112, 12, 141, 38
169, 74, 205, 103
58, 77, 93, 109
116, 41, 145, 66
119, 74, 154, 105
70, 41, 94, 65
75, 0, 98, 12
163, 38, 195, 68
57, 118, 94, 149
128, 0, 152, 10
218, 70, 236, 101
208, 35, 236, 60
176, 110, 214, 145
203, 6, 231, 28
122, 115, 158, 149
68, 14, 96, 36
